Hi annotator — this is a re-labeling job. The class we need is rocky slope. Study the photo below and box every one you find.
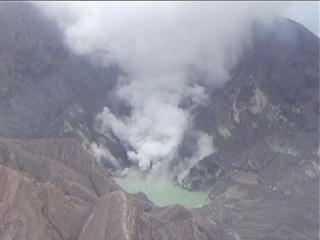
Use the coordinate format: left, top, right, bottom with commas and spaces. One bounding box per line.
185, 20, 319, 239
0, 2, 319, 240
184, 19, 319, 191
0, 138, 228, 240
0, 2, 129, 168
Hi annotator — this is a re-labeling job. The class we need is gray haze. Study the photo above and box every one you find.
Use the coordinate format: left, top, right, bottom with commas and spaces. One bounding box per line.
285, 1, 319, 36
34, 2, 292, 172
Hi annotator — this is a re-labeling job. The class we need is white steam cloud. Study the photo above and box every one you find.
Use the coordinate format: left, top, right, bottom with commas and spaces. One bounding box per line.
35, 2, 287, 173
177, 132, 216, 183
90, 142, 120, 168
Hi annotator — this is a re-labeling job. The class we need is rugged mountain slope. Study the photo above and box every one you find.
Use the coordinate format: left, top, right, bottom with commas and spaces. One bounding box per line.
0, 165, 91, 240
0, 138, 228, 240
184, 20, 319, 190
0, 2, 129, 168
184, 20, 319, 239
0, 2, 319, 240
0, 5, 230, 238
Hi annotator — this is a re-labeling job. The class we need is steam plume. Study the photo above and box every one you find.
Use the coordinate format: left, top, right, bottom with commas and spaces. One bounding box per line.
34, 2, 286, 173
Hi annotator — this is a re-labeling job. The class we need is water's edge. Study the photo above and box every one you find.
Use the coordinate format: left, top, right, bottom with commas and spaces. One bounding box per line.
115, 175, 209, 209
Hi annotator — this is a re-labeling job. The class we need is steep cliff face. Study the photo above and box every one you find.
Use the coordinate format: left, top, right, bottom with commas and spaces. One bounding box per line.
185, 20, 319, 239
182, 19, 319, 190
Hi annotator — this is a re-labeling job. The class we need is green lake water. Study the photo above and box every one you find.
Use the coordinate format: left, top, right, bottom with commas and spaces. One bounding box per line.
115, 175, 209, 209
